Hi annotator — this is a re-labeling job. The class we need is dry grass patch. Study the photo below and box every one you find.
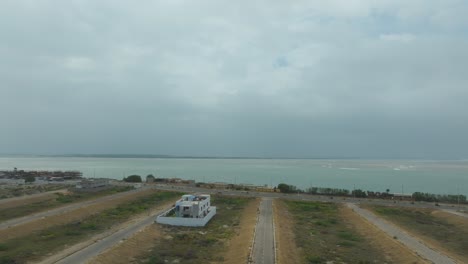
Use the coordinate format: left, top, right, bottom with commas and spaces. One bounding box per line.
283, 200, 392, 263
274, 199, 302, 264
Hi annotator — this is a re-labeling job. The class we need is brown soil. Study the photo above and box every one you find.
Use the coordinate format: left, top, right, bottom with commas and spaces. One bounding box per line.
0, 189, 155, 241
341, 205, 427, 264
0, 189, 67, 210
273, 199, 302, 264
220, 198, 260, 264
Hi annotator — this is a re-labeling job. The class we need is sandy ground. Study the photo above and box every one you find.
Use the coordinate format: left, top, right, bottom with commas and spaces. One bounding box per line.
0, 189, 67, 210
341, 205, 427, 263
273, 199, 302, 264
0, 189, 155, 241
220, 198, 260, 264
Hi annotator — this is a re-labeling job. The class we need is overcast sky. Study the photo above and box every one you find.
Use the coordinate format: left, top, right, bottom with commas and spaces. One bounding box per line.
1, 1, 468, 158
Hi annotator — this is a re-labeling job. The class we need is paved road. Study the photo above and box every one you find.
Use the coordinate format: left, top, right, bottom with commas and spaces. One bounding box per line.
0, 188, 146, 230
54, 210, 159, 264
251, 198, 275, 264
347, 203, 456, 264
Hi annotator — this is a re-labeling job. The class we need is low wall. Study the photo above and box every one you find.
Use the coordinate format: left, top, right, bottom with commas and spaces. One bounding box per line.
156, 206, 217, 227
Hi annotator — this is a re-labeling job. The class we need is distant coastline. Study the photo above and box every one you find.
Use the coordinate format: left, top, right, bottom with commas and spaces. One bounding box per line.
0, 153, 464, 161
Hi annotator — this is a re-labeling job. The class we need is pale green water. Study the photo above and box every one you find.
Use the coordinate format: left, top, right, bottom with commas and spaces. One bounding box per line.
0, 157, 467, 196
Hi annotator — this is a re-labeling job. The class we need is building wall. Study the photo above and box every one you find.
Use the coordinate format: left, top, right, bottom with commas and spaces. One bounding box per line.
156, 207, 217, 227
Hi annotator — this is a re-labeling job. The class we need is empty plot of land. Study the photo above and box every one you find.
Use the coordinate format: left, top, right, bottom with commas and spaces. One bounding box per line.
365, 204, 468, 263
277, 200, 411, 263
273, 199, 302, 264
340, 205, 426, 263
50, 202, 173, 264
0, 188, 154, 241
0, 191, 180, 263
348, 203, 456, 264
0, 189, 67, 209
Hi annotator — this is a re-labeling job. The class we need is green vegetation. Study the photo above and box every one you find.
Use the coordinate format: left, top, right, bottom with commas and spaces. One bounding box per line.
277, 183, 298, 193
24, 175, 35, 183
370, 205, 468, 258
284, 200, 387, 263
0, 185, 65, 200
123, 175, 142, 183
0, 191, 181, 264
137, 195, 252, 264
0, 186, 132, 222
146, 174, 156, 182
412, 192, 466, 203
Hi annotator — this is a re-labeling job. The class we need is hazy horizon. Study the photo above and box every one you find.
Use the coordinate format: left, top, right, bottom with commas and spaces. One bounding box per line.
2, 1, 468, 159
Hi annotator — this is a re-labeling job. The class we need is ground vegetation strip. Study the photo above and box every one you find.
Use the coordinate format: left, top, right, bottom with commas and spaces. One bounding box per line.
368, 205, 468, 263
135, 195, 252, 264
0, 186, 132, 222
283, 200, 390, 263
0, 184, 64, 200
0, 191, 180, 264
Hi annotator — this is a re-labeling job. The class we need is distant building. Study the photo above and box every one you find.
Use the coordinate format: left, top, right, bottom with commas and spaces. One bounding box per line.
156, 194, 216, 227
75, 178, 110, 192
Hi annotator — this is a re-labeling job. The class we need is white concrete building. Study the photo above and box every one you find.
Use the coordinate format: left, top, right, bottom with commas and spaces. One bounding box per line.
156, 194, 216, 227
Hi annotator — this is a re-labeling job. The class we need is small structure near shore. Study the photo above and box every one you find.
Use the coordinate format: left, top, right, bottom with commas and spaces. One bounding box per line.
156, 194, 216, 227
74, 178, 110, 192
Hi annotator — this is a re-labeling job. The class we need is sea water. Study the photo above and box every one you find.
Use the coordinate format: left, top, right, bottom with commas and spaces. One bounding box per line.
0, 157, 466, 196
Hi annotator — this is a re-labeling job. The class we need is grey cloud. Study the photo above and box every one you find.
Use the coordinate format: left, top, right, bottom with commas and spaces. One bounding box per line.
1, 1, 468, 158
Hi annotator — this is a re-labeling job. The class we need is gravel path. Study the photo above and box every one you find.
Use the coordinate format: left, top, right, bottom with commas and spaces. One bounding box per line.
347, 203, 456, 264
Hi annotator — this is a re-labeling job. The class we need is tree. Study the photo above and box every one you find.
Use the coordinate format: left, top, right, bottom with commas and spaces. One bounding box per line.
352, 189, 367, 198
146, 174, 155, 183
277, 183, 297, 193
25, 175, 35, 183
123, 175, 142, 183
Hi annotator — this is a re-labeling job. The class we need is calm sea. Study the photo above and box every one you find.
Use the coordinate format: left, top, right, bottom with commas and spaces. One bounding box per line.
0, 157, 467, 196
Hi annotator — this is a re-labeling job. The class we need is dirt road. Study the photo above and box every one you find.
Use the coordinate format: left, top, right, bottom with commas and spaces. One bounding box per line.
347, 203, 456, 264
